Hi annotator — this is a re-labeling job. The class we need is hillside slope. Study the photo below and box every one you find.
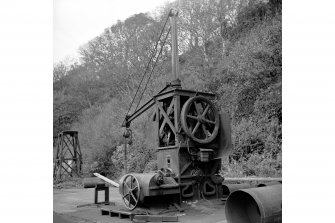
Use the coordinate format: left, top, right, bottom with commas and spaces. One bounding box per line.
53, 0, 282, 178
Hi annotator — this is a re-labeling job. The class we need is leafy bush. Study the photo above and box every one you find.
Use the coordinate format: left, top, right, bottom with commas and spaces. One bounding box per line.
89, 146, 117, 178
226, 152, 281, 177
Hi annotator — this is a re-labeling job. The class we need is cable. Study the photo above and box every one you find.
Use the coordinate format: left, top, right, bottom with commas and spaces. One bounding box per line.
134, 27, 170, 112
122, 10, 172, 126
134, 26, 171, 112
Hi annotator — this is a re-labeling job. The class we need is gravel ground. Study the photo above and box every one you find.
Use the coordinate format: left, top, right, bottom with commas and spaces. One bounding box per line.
53, 187, 227, 223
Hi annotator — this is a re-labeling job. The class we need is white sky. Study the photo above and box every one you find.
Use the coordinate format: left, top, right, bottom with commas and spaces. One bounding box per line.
54, 0, 174, 63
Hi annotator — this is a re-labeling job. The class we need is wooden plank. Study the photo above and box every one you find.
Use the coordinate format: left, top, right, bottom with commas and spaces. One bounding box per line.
148, 215, 162, 222
118, 212, 130, 219
157, 103, 176, 135
133, 215, 148, 222
174, 95, 181, 144
180, 162, 191, 176
133, 215, 178, 222
77, 202, 113, 208
175, 89, 215, 98
125, 98, 155, 124
156, 102, 160, 147
159, 98, 175, 136
100, 209, 109, 215
173, 203, 184, 212
93, 173, 119, 187
109, 211, 119, 217
162, 216, 178, 222
154, 89, 215, 100
102, 209, 136, 220
155, 91, 175, 101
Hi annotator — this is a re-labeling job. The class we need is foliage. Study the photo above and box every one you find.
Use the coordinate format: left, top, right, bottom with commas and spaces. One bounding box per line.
53, 176, 83, 189
53, 0, 282, 179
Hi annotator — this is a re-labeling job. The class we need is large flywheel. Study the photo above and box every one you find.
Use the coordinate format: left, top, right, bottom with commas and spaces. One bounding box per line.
181, 96, 219, 144
120, 174, 141, 210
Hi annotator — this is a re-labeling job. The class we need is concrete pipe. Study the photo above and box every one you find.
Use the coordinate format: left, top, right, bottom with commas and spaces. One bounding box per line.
222, 183, 253, 197
257, 181, 282, 187
225, 184, 282, 223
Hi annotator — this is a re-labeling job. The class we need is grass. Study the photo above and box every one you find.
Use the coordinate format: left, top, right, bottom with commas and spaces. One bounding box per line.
53, 176, 84, 189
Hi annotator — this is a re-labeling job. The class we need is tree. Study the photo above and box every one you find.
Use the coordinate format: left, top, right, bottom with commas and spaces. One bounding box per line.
53, 0, 282, 178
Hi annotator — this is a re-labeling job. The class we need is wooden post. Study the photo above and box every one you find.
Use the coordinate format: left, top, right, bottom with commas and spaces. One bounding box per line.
156, 102, 160, 147
53, 131, 83, 181
174, 95, 181, 145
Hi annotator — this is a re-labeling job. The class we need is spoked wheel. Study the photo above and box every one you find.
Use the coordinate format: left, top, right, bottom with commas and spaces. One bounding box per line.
181, 96, 220, 144
120, 174, 141, 210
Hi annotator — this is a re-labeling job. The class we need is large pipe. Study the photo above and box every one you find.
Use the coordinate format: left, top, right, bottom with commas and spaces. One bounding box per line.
222, 183, 253, 197
225, 184, 282, 223
83, 177, 106, 188
93, 173, 119, 188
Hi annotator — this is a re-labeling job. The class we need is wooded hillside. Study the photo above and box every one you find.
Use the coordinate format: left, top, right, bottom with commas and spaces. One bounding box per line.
53, 0, 282, 178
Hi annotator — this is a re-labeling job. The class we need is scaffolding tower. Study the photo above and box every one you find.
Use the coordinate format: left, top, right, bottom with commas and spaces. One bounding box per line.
53, 130, 83, 180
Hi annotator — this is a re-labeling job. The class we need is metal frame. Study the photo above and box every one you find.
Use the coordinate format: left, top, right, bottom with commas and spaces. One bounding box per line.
53, 130, 83, 180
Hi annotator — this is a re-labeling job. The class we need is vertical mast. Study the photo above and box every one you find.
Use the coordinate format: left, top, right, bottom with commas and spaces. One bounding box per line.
169, 9, 181, 86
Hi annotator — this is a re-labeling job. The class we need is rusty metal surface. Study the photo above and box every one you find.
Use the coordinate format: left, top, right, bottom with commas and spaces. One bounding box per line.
123, 98, 155, 126
120, 90, 233, 207
119, 174, 141, 210
216, 112, 233, 158
119, 173, 180, 209
180, 96, 220, 144
157, 148, 180, 177
155, 88, 216, 99
118, 9, 234, 209
225, 184, 282, 223
83, 177, 105, 188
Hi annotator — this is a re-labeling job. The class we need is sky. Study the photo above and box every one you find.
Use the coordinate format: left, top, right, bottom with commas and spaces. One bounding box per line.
54, 0, 174, 64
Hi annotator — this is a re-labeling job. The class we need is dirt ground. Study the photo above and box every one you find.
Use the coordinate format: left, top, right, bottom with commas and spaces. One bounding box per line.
53, 187, 227, 223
